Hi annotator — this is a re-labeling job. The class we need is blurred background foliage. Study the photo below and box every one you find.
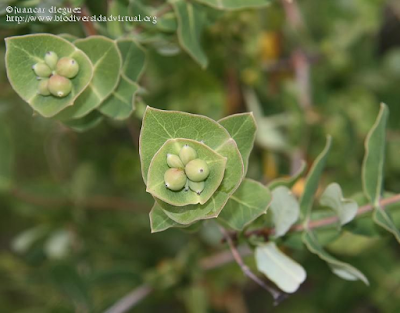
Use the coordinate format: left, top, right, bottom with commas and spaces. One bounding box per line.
0, 0, 400, 312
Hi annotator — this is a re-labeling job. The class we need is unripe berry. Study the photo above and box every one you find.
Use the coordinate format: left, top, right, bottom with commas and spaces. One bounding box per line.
188, 180, 205, 195
185, 159, 209, 182
48, 75, 72, 98
164, 168, 187, 191
167, 154, 184, 168
44, 51, 58, 69
179, 145, 197, 165
37, 78, 50, 96
56, 57, 79, 78
32, 62, 52, 77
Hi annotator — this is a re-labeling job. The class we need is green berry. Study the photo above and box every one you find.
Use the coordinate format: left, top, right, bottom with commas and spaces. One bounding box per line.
56, 57, 79, 78
185, 159, 209, 182
188, 180, 205, 195
179, 145, 197, 165
44, 51, 58, 69
37, 79, 50, 96
164, 168, 187, 191
167, 154, 184, 168
32, 62, 52, 77
48, 75, 72, 98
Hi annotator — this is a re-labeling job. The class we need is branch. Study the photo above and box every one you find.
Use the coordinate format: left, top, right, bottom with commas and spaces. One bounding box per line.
241, 193, 400, 239
78, 5, 97, 36
104, 284, 153, 313
219, 226, 286, 305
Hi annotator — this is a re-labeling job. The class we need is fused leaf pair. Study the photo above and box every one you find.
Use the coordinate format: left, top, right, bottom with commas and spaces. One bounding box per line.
140, 107, 264, 232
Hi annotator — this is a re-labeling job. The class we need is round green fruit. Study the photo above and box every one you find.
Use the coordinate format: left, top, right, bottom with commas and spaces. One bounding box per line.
32, 62, 52, 78
48, 75, 72, 98
164, 168, 187, 191
37, 79, 50, 96
185, 159, 209, 182
179, 145, 197, 165
167, 154, 184, 168
56, 57, 79, 78
188, 180, 205, 195
44, 51, 58, 69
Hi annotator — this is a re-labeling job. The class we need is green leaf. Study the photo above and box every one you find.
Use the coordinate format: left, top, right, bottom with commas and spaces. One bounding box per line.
218, 113, 257, 174
150, 203, 182, 233
0, 121, 13, 191
299, 136, 332, 222
268, 160, 307, 190
255, 242, 306, 293
362, 103, 400, 242
147, 138, 227, 206
140, 107, 244, 225
5, 34, 93, 117
58, 33, 78, 43
107, 0, 125, 38
303, 231, 369, 285
169, 0, 208, 68
98, 39, 146, 119
63, 111, 104, 133
194, 0, 271, 10
55, 36, 122, 120
320, 183, 358, 226
269, 186, 300, 237
218, 179, 271, 231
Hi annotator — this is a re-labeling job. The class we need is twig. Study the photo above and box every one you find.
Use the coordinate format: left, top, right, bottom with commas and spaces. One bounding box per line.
219, 226, 286, 305
104, 284, 153, 313
241, 193, 400, 239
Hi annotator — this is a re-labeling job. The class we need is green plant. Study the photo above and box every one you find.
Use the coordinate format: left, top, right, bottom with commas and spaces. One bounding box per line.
2, 0, 400, 310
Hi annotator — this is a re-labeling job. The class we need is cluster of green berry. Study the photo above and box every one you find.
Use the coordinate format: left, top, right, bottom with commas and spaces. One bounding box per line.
164, 145, 210, 195
32, 51, 79, 98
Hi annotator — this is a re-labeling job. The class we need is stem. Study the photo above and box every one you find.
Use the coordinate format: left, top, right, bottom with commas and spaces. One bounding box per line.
104, 284, 153, 313
219, 227, 286, 305
243, 193, 400, 239
78, 5, 97, 36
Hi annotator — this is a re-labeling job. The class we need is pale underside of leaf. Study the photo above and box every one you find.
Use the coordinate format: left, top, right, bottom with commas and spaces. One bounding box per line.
268, 160, 307, 190
255, 242, 306, 293
194, 0, 271, 10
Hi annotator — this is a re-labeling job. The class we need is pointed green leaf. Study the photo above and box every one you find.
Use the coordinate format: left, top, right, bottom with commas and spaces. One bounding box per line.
320, 183, 358, 226
218, 179, 271, 231
303, 231, 369, 285
270, 186, 300, 237
255, 242, 306, 293
147, 138, 227, 206
194, 0, 271, 10
362, 103, 400, 242
150, 203, 181, 233
98, 39, 146, 119
268, 161, 307, 190
169, 0, 208, 68
54, 36, 122, 120
5, 34, 93, 117
300, 136, 332, 222
218, 113, 257, 174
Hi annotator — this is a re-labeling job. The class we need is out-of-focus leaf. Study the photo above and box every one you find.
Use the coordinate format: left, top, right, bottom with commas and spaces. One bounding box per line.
255, 242, 306, 293
169, 0, 208, 68
194, 0, 271, 10
269, 186, 300, 237
218, 179, 271, 231
320, 183, 358, 226
268, 161, 307, 190
362, 103, 400, 242
303, 230, 369, 285
63, 111, 104, 132
182, 284, 208, 313
70, 163, 96, 203
218, 113, 257, 174
300, 136, 332, 222
44, 229, 71, 259
11, 226, 48, 254
107, 0, 125, 38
